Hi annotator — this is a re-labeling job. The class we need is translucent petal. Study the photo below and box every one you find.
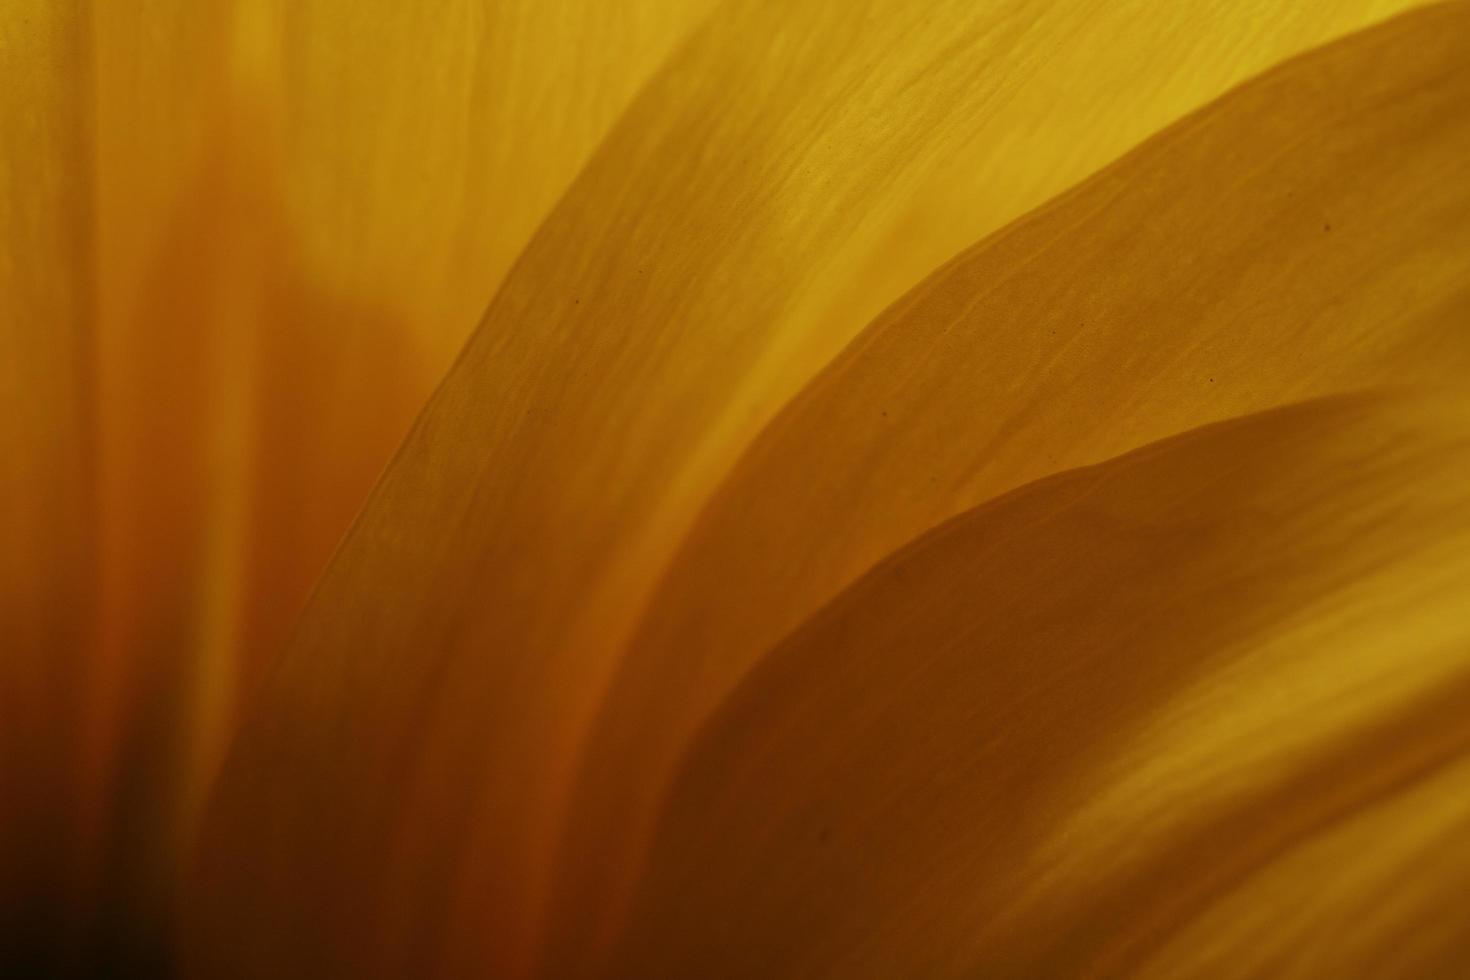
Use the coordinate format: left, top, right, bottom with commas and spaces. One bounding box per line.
0, 2, 94, 961
9, 0, 716, 965
612, 392, 1470, 976
88, 0, 720, 813
559, 5, 1470, 965
191, 2, 1463, 977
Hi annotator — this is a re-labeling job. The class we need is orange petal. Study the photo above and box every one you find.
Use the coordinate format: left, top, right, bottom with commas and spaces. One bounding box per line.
0, 1, 94, 962
88, 0, 720, 798
74, 0, 716, 957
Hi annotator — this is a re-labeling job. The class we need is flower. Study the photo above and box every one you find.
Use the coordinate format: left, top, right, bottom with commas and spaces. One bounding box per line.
4, 1, 1469, 977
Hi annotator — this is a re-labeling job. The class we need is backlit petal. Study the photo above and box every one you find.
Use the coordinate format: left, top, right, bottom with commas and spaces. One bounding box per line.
0, 1, 94, 964
612, 392, 1470, 976
558, 3, 1470, 966
78, 0, 715, 956
190, 3, 1465, 978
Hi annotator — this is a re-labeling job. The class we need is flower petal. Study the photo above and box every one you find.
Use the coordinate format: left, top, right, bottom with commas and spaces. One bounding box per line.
611, 391, 1470, 976
0, 0, 733, 968
189, 2, 1458, 977
88, 0, 721, 805
558, 3, 1470, 965
0, 0, 94, 959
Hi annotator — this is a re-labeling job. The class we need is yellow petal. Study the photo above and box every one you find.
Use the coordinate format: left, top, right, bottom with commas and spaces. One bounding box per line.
611, 391, 1470, 976
780, 0, 1431, 418
1136, 750, 1470, 977
190, 2, 1463, 978
0, 0, 93, 953
277, 0, 725, 350
77, 0, 716, 952
557, 3, 1470, 965
89, 0, 718, 763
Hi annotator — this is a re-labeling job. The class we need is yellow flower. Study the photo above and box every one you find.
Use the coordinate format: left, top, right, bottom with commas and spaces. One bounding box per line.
3, 1, 1468, 976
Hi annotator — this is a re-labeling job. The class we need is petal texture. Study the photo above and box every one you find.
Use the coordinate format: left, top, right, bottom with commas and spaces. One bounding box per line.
189, 2, 1465, 978
74, 0, 716, 959
611, 392, 1470, 976
88, 0, 719, 803
557, 2, 1470, 964
0, 1, 95, 967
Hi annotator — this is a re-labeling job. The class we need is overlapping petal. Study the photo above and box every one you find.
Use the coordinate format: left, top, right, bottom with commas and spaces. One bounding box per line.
188, 2, 1470, 978
87, 0, 720, 817
8, 0, 720, 967
4, 0, 1467, 976
612, 391, 1470, 976
557, 6, 1470, 969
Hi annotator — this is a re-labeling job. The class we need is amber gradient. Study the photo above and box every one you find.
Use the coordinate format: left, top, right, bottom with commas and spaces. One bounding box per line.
3, 1, 1469, 978
192, 4, 1470, 979
6, 0, 716, 970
